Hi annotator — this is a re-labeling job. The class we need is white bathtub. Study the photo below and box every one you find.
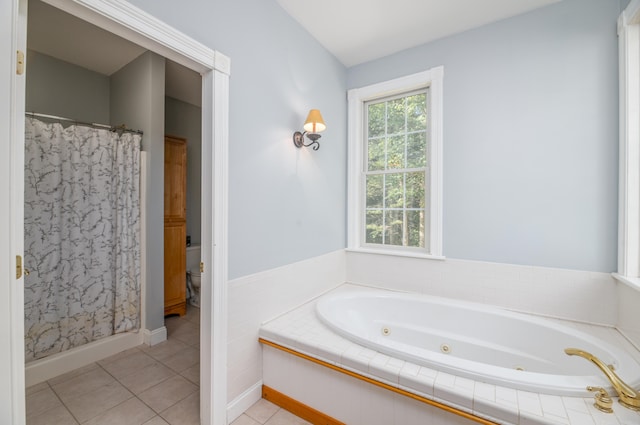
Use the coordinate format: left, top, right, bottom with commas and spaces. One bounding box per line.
316, 288, 640, 396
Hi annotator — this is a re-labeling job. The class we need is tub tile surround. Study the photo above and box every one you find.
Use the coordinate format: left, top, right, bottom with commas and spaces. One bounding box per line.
346, 252, 618, 326
616, 281, 640, 350
259, 284, 640, 425
226, 249, 347, 414
229, 249, 639, 422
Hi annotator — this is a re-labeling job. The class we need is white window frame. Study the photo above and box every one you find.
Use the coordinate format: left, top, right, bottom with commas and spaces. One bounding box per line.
347, 67, 444, 259
616, 0, 640, 291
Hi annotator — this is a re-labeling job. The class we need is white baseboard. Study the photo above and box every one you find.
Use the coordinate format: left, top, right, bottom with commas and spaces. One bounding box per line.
25, 331, 143, 387
143, 326, 167, 346
226, 380, 263, 424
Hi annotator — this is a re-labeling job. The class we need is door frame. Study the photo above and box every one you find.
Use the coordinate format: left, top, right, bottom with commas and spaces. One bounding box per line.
3, 1, 230, 424
1, 0, 27, 423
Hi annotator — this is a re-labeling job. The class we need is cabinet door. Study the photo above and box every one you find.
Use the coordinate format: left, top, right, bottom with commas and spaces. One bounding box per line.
164, 137, 187, 221
164, 136, 187, 316
164, 221, 186, 315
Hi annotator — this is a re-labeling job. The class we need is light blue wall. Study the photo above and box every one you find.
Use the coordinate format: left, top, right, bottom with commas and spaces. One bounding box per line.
25, 50, 110, 123
110, 51, 166, 330
127, 0, 348, 279
348, 0, 623, 273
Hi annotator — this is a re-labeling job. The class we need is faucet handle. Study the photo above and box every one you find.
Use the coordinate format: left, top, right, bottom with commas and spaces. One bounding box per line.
587, 386, 614, 413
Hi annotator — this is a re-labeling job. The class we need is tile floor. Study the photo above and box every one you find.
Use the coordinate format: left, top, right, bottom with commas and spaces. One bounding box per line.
26, 305, 309, 425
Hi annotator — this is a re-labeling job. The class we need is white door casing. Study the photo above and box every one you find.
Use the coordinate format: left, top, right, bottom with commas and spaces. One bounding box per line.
3, 1, 230, 424
1, 0, 27, 423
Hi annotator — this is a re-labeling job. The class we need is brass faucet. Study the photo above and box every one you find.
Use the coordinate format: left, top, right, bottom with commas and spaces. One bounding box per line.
565, 348, 640, 411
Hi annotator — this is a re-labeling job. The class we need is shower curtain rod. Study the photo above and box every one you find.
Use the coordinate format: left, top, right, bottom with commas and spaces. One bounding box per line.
26, 112, 144, 135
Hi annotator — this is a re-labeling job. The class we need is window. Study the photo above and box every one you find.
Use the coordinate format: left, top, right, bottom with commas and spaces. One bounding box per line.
348, 67, 443, 258
364, 91, 428, 248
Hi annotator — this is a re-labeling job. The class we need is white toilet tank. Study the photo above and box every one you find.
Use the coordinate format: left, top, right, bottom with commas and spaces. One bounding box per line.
186, 244, 202, 308
186, 244, 201, 272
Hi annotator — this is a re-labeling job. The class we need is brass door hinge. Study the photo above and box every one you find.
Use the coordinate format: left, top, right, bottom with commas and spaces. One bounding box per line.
16, 50, 24, 75
16, 255, 22, 279
200, 262, 204, 273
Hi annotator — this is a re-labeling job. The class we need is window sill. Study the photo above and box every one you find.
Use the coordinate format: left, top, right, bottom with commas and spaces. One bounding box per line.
612, 273, 640, 293
346, 247, 446, 261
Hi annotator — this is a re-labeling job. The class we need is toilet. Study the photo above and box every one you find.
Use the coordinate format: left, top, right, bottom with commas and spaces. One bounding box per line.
186, 244, 201, 308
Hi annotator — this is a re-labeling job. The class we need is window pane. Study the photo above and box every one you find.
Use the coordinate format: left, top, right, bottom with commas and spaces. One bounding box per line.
367, 137, 384, 171
385, 210, 403, 246
366, 210, 383, 244
407, 210, 425, 248
386, 135, 405, 169
368, 102, 385, 138
361, 87, 432, 252
366, 175, 383, 208
385, 173, 404, 208
406, 172, 425, 208
407, 132, 427, 169
406, 93, 427, 132
387, 98, 405, 135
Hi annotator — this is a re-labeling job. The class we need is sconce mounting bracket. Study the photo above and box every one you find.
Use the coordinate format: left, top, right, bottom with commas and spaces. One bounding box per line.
293, 131, 321, 150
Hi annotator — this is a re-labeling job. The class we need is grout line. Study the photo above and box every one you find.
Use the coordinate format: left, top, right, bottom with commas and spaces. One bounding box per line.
47, 379, 82, 425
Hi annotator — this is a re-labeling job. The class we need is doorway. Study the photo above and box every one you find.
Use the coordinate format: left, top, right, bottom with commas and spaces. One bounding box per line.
2, 0, 229, 424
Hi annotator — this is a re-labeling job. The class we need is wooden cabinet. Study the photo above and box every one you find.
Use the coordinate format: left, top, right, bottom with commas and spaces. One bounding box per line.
164, 136, 187, 316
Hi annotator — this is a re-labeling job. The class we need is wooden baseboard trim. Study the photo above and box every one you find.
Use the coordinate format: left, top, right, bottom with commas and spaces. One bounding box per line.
259, 338, 498, 425
263, 385, 346, 425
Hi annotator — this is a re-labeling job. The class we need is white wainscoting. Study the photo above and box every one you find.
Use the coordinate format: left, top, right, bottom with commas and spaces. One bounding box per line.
226, 249, 346, 423
617, 281, 640, 350
346, 251, 617, 326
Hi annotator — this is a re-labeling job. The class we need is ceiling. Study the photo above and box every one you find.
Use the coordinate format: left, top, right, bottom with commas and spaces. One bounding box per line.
27, 0, 561, 97
27, 0, 202, 107
276, 0, 560, 67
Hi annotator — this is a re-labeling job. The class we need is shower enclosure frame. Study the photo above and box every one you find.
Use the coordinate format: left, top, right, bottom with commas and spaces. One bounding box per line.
1, 1, 230, 425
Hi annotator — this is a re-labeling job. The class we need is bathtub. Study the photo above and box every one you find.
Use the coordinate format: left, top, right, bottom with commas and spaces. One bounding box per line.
315, 288, 640, 397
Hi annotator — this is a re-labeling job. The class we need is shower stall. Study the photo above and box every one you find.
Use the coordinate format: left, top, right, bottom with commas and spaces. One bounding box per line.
23, 115, 146, 383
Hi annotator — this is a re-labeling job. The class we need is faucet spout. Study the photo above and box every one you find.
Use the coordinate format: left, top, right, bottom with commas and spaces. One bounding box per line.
565, 348, 640, 411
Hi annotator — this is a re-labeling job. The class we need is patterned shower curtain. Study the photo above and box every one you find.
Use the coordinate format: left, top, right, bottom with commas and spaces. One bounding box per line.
24, 117, 142, 362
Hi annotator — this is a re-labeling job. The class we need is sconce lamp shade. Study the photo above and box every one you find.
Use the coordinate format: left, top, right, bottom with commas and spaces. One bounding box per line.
303, 109, 326, 133
293, 108, 327, 150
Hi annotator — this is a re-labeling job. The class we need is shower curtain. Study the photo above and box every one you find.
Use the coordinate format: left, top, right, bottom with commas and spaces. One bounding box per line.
24, 117, 142, 362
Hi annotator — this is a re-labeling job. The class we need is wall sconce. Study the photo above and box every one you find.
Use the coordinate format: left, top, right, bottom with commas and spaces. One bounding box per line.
293, 109, 326, 151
